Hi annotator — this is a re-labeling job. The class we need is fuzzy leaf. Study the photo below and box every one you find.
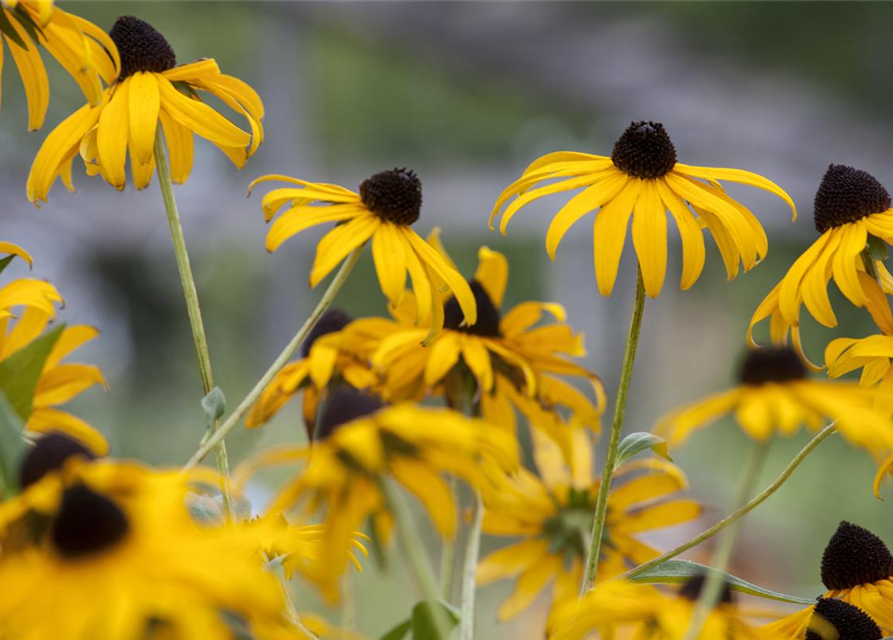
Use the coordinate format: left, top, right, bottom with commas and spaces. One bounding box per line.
410, 600, 460, 640
201, 386, 227, 426
0, 324, 64, 420
0, 391, 25, 495
615, 432, 672, 469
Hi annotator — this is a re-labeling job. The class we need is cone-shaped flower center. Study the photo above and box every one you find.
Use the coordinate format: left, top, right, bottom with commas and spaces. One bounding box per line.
301, 308, 352, 358
109, 16, 177, 79
678, 574, 735, 605
316, 387, 384, 441
359, 168, 422, 226
51, 485, 129, 558
611, 121, 677, 180
444, 280, 501, 337
806, 598, 882, 640
821, 521, 893, 590
813, 164, 891, 234
19, 433, 96, 489
739, 347, 807, 386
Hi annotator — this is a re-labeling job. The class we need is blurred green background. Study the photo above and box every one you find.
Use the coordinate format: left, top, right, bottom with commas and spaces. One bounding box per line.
2, 2, 893, 637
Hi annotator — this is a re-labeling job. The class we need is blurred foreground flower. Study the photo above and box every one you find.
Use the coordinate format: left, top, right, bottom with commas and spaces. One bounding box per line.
491, 120, 795, 297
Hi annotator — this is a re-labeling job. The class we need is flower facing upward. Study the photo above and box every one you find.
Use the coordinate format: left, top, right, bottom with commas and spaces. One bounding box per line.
27, 15, 264, 203
0, 1, 118, 130
491, 121, 796, 298
249, 169, 477, 335
477, 430, 700, 620
750, 165, 893, 369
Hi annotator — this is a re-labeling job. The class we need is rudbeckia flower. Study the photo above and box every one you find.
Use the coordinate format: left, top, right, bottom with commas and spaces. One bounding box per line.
763, 522, 892, 638
749, 165, 893, 368
370, 239, 604, 459
0, 1, 117, 130
249, 169, 477, 334
656, 347, 893, 459
27, 15, 264, 203
0, 447, 287, 640
0, 242, 62, 317
235, 388, 518, 602
0, 307, 107, 453
491, 120, 796, 298
477, 430, 700, 620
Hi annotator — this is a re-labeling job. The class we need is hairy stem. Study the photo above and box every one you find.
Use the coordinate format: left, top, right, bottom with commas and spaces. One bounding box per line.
460, 490, 484, 640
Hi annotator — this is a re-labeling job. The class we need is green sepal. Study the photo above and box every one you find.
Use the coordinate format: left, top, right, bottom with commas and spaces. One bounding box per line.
0, 323, 65, 421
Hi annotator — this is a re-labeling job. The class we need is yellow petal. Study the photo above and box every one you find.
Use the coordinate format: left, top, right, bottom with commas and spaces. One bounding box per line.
656, 179, 705, 290
26, 408, 109, 455
157, 74, 250, 148
390, 458, 457, 538
831, 222, 868, 307
477, 539, 550, 585
461, 338, 494, 391
593, 181, 640, 296
371, 222, 407, 306
404, 228, 478, 326
127, 72, 160, 166
159, 110, 194, 184
674, 163, 797, 220
96, 80, 131, 190
475, 247, 508, 308
423, 334, 461, 384
631, 180, 667, 297
309, 215, 378, 286
5, 22, 48, 131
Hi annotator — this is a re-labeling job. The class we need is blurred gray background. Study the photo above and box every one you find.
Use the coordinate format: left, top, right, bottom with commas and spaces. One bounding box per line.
2, 2, 893, 637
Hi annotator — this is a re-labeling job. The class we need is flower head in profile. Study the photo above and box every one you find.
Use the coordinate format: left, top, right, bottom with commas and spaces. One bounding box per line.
763, 522, 891, 638
477, 430, 700, 620
750, 165, 893, 368
1, 1, 118, 130
491, 121, 795, 298
235, 388, 518, 602
28, 15, 264, 203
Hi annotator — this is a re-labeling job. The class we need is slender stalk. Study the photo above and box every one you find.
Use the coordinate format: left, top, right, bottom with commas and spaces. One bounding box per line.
342, 572, 356, 638
154, 130, 231, 500
621, 422, 836, 581
581, 266, 646, 593
460, 490, 484, 640
682, 441, 769, 640
183, 245, 363, 469
439, 476, 458, 600
380, 478, 452, 639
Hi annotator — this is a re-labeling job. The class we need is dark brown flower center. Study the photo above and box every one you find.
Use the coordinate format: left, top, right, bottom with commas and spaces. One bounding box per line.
316, 387, 384, 441
443, 280, 501, 338
806, 598, 882, 640
301, 309, 352, 358
611, 121, 677, 179
821, 521, 893, 590
109, 16, 177, 79
51, 485, 129, 558
739, 347, 807, 386
359, 168, 422, 225
813, 164, 891, 234
19, 433, 96, 489
678, 574, 735, 605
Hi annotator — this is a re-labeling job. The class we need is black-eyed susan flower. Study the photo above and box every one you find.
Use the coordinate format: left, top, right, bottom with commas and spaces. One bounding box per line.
249, 169, 477, 334
27, 15, 264, 203
477, 430, 700, 620
0, 307, 108, 453
750, 165, 893, 369
491, 121, 796, 298
656, 347, 893, 458
235, 388, 518, 603
0, 1, 117, 130
763, 522, 893, 637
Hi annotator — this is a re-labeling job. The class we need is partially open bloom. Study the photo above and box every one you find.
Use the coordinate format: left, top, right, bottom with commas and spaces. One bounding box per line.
0, 307, 108, 453
1, 1, 117, 130
749, 165, 893, 368
477, 430, 700, 620
235, 389, 518, 602
491, 121, 795, 297
28, 15, 264, 203
250, 169, 477, 336
763, 522, 892, 638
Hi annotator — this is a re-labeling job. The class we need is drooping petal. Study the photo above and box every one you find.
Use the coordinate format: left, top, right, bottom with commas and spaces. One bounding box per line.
127, 72, 161, 166
592, 180, 640, 296
631, 180, 667, 297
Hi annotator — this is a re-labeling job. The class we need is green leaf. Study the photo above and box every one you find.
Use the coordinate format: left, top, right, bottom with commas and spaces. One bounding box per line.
0, 8, 28, 50
629, 559, 814, 605
0, 391, 26, 496
201, 387, 227, 426
0, 255, 17, 279
615, 432, 672, 469
868, 233, 889, 263
0, 324, 65, 420
378, 619, 411, 640
410, 600, 460, 640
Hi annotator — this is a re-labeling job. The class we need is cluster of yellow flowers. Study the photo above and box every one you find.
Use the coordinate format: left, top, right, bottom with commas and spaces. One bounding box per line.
1, 4, 893, 640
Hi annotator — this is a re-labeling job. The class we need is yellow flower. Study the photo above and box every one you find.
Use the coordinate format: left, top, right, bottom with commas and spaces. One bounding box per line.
1, 1, 118, 130
477, 430, 700, 620
235, 391, 518, 602
763, 522, 890, 639
249, 169, 477, 335
0, 307, 108, 454
749, 165, 893, 369
491, 121, 795, 298
0, 454, 286, 640
28, 15, 264, 203
656, 347, 893, 461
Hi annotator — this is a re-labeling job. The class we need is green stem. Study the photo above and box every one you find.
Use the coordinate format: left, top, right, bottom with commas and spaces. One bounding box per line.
154, 129, 231, 502
682, 441, 770, 640
620, 422, 836, 581
580, 266, 646, 593
182, 245, 363, 470
439, 476, 457, 600
460, 490, 484, 640
381, 478, 452, 639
